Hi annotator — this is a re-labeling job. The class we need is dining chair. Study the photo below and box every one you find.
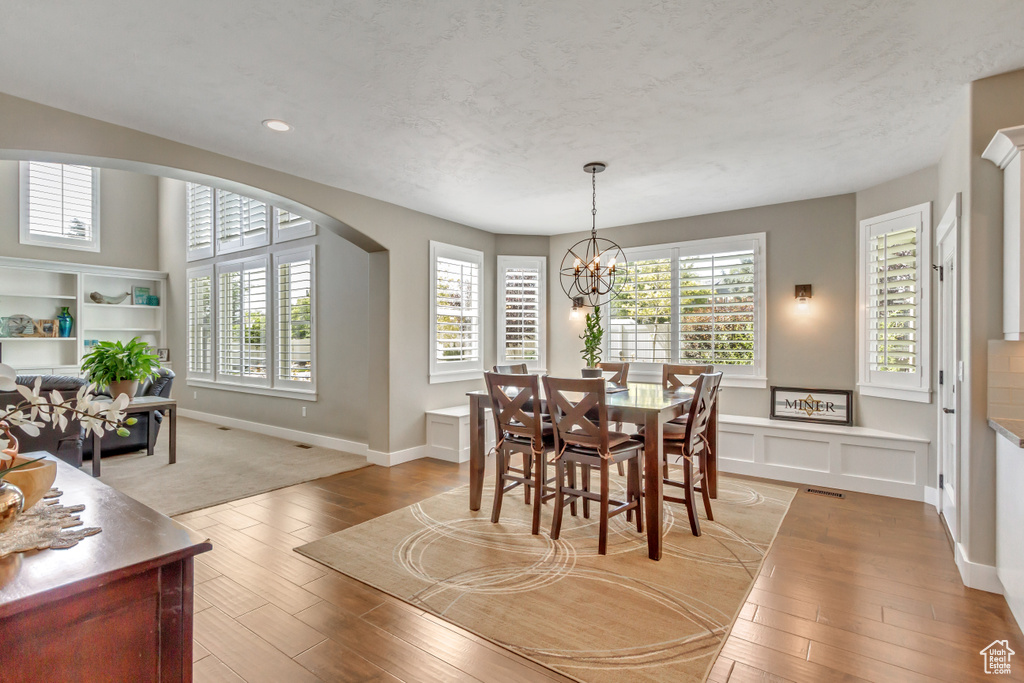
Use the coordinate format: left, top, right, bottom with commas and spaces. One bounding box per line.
493, 363, 529, 374
484, 372, 557, 535
597, 361, 629, 386
660, 372, 723, 536
662, 363, 712, 390
542, 376, 643, 555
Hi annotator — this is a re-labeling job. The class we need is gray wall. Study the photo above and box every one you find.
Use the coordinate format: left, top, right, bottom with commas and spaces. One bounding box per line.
0, 160, 159, 270
547, 195, 859, 419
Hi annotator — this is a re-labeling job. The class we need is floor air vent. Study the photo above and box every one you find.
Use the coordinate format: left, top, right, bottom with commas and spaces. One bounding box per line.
295, 444, 313, 449
806, 487, 844, 499
218, 426, 231, 431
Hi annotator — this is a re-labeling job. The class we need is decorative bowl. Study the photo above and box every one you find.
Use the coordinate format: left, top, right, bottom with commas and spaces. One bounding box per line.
4, 457, 57, 510
89, 291, 130, 305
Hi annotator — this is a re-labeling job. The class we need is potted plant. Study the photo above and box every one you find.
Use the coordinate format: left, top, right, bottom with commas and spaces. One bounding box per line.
80, 337, 161, 401
580, 305, 604, 378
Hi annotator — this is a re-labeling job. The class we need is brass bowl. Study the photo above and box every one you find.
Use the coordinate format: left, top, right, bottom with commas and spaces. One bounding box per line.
4, 457, 57, 510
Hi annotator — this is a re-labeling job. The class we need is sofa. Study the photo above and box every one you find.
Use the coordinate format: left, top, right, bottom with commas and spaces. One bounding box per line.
0, 369, 175, 467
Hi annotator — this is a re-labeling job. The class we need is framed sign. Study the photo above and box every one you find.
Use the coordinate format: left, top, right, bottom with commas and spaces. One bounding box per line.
770, 386, 853, 426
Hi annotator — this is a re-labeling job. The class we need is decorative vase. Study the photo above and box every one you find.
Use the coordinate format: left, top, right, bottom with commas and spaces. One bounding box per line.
4, 457, 56, 510
581, 367, 603, 378
57, 306, 74, 338
107, 379, 139, 401
0, 480, 24, 533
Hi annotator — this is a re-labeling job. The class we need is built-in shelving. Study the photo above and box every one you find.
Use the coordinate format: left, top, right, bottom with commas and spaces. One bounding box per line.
1, 293, 77, 300
82, 303, 162, 310
0, 337, 79, 342
84, 327, 161, 332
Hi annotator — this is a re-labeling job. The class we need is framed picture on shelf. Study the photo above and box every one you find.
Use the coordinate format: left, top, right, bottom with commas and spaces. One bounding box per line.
36, 319, 57, 338
157, 348, 170, 362
770, 386, 853, 426
132, 286, 151, 305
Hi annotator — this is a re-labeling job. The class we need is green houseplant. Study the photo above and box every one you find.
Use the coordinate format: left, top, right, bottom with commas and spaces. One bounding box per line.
80, 337, 161, 400
579, 305, 604, 377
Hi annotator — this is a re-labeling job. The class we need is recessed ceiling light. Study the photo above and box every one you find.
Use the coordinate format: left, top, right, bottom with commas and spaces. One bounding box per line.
262, 119, 292, 132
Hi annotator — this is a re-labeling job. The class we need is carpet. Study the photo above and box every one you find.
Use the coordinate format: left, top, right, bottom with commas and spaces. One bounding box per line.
297, 471, 795, 683
86, 416, 368, 516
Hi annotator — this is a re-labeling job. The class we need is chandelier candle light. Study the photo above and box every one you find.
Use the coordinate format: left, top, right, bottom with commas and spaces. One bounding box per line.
559, 163, 626, 308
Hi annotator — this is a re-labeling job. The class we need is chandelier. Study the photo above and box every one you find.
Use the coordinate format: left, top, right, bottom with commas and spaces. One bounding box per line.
559, 162, 625, 307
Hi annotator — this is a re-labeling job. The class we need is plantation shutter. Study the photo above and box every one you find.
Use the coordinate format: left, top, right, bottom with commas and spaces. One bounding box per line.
218, 266, 243, 378
241, 263, 268, 379
436, 256, 481, 363
498, 256, 545, 367
187, 269, 213, 378
867, 226, 918, 374
678, 249, 756, 366
608, 256, 673, 363
21, 162, 99, 250
186, 183, 214, 259
273, 207, 316, 242
276, 252, 314, 384
217, 191, 268, 253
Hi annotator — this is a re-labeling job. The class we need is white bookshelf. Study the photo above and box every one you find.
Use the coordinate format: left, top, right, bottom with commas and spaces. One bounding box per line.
0, 256, 168, 375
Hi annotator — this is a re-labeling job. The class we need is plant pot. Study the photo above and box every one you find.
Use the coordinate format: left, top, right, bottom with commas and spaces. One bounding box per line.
0, 480, 24, 533
581, 367, 603, 378
4, 457, 56, 510
107, 379, 139, 401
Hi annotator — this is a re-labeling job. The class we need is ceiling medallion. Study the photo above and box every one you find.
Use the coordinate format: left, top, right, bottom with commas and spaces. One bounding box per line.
559, 162, 625, 307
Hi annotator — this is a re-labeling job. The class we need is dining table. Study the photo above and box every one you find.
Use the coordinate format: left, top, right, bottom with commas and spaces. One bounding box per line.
467, 380, 718, 561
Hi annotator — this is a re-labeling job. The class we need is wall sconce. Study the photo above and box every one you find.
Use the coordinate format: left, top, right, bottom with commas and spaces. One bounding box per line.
795, 284, 812, 310
570, 296, 585, 321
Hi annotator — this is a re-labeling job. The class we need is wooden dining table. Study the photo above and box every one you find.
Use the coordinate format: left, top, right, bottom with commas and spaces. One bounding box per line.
467, 381, 718, 561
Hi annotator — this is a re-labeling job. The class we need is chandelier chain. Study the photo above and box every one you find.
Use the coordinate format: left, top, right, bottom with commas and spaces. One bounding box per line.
591, 168, 598, 236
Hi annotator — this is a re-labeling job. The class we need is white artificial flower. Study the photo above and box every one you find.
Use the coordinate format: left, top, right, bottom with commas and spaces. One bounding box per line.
0, 363, 16, 392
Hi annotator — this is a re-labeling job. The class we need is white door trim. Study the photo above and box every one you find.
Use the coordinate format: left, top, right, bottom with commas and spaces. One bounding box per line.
935, 194, 962, 546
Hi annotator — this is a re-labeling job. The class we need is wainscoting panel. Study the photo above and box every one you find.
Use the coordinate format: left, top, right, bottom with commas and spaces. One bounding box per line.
717, 416, 930, 501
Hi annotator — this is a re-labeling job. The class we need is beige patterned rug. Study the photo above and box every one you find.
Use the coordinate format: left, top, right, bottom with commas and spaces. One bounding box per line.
297, 471, 795, 683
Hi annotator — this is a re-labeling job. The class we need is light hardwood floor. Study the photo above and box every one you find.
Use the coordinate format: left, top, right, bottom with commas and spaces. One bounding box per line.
174, 460, 1024, 683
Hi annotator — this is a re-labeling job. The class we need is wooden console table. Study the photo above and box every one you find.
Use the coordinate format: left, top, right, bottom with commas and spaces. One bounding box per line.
0, 454, 211, 681
92, 396, 177, 477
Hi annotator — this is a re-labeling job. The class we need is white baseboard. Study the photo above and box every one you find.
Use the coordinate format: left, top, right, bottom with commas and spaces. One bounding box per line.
179, 409, 369, 457
367, 445, 427, 468
924, 486, 940, 509
956, 542, 1004, 594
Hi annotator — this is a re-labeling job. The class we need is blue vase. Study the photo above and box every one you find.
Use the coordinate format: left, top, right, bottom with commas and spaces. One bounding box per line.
57, 307, 73, 338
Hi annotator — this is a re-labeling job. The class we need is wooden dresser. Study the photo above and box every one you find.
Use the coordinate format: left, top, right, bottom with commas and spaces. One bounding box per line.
0, 454, 212, 681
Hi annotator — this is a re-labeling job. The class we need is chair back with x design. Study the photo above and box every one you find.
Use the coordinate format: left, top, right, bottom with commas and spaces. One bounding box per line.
597, 362, 629, 386
542, 376, 612, 455
493, 363, 529, 375
662, 363, 713, 390
681, 372, 723, 456
485, 372, 545, 447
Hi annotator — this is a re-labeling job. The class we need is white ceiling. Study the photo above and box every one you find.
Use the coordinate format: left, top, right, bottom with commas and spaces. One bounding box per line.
2, 1, 1024, 235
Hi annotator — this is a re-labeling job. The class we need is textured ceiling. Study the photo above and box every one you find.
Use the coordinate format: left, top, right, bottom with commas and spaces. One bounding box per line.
2, 1, 1024, 235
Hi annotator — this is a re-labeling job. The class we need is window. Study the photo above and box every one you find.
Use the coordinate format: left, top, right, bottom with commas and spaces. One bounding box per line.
217, 257, 269, 385
217, 191, 269, 254
186, 267, 213, 380
276, 249, 315, 387
430, 241, 484, 383
273, 207, 317, 242
858, 202, 931, 402
607, 233, 766, 386
19, 161, 100, 251
186, 183, 214, 260
497, 256, 546, 370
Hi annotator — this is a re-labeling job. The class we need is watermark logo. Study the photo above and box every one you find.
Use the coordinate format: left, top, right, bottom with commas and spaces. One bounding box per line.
980, 640, 1015, 675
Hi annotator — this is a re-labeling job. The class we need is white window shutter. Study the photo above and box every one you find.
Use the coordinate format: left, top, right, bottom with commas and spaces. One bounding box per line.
186, 183, 214, 260
273, 207, 317, 242
678, 249, 757, 367
218, 265, 243, 378
187, 268, 213, 379
217, 191, 268, 254
430, 242, 484, 383
20, 161, 100, 251
608, 257, 673, 363
276, 250, 315, 386
497, 256, 546, 369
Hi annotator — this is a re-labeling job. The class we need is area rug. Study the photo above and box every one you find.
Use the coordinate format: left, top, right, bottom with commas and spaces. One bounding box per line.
297, 471, 795, 683
87, 416, 368, 516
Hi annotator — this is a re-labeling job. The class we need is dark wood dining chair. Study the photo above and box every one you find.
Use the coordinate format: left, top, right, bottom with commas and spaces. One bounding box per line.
493, 363, 529, 374
597, 362, 629, 386
660, 372, 722, 536
662, 363, 712, 390
484, 372, 557, 535
542, 376, 643, 554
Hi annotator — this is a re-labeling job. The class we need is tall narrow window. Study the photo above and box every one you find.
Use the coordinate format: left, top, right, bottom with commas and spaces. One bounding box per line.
276, 250, 315, 386
186, 267, 213, 379
497, 256, 546, 370
606, 233, 766, 386
858, 203, 931, 401
430, 241, 484, 383
217, 191, 268, 254
217, 257, 269, 384
186, 183, 214, 260
19, 162, 100, 251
